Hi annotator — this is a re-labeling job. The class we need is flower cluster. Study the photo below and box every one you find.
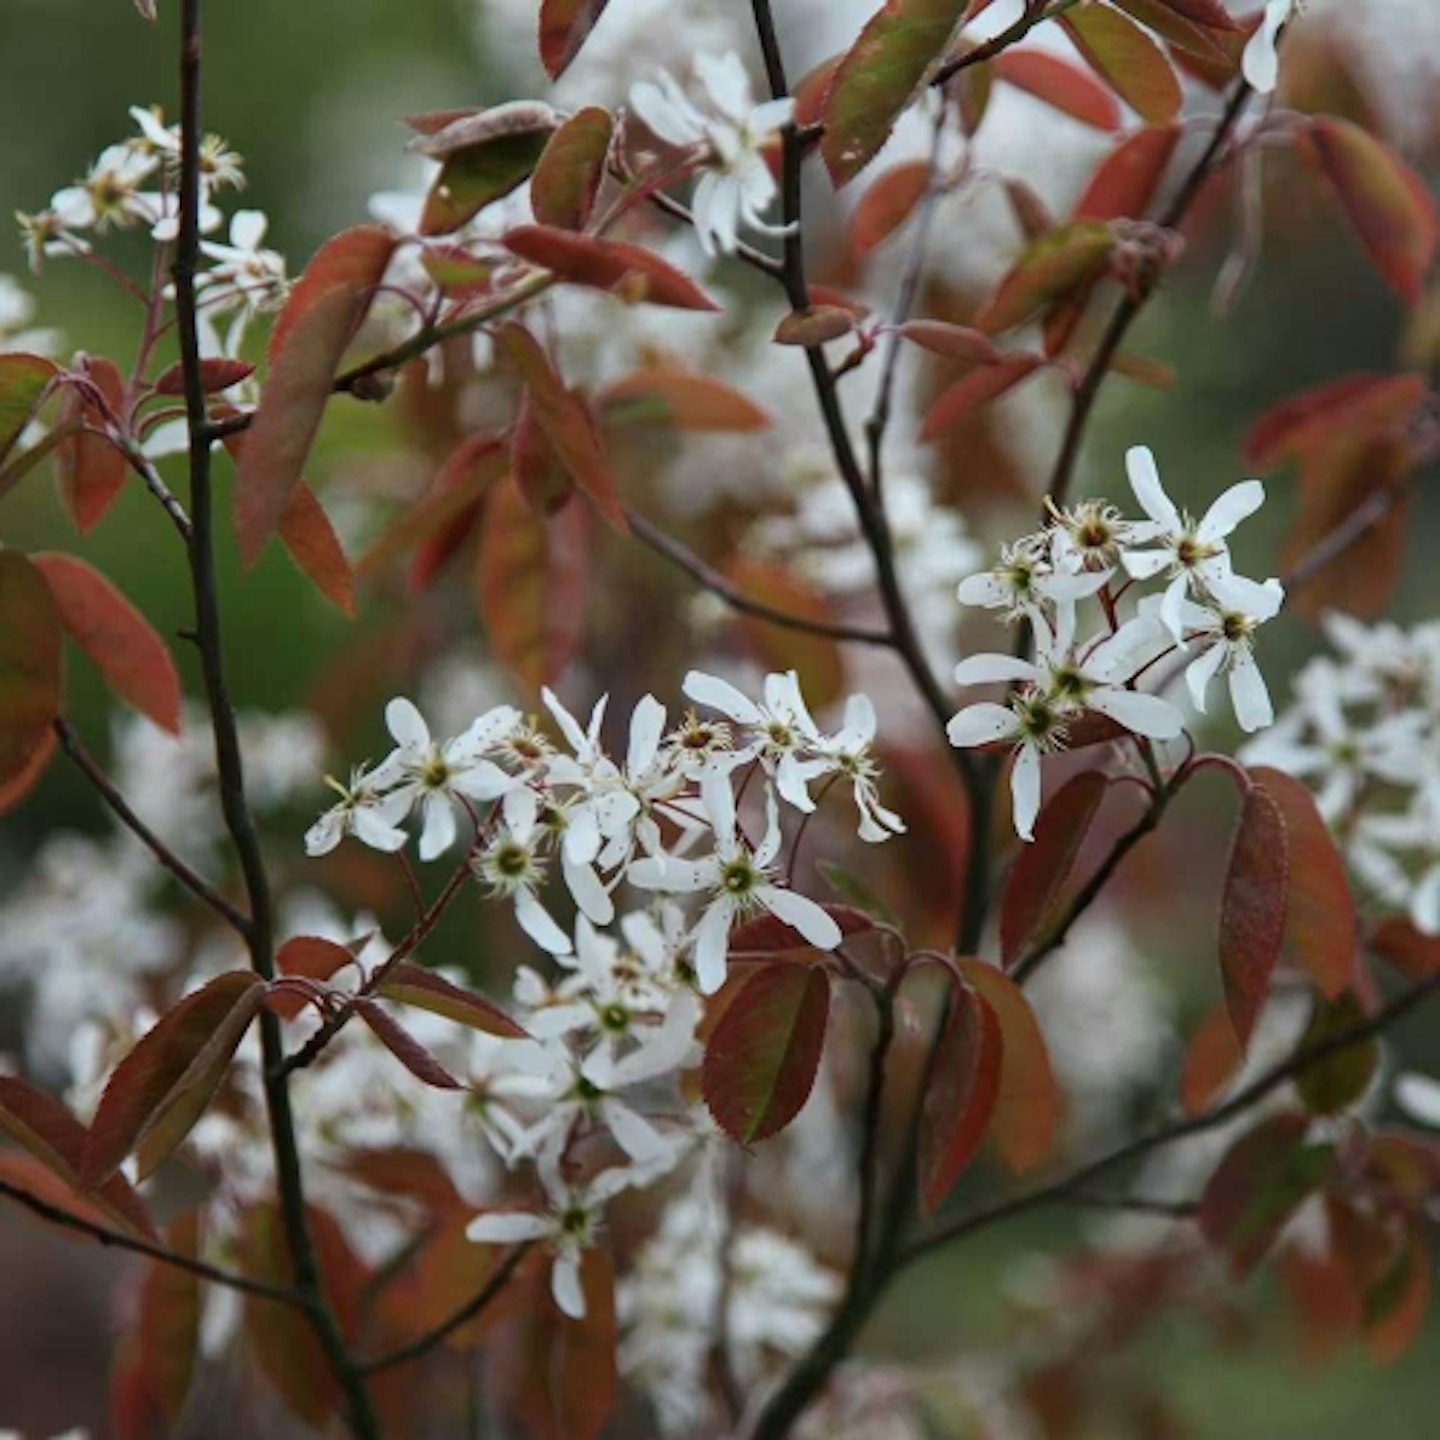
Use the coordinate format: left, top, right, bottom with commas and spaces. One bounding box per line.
948, 445, 1284, 839
1243, 612, 1440, 933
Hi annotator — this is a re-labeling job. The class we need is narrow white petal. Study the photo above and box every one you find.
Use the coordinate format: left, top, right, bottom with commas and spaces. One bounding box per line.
1089, 687, 1184, 740
953, 654, 1040, 687
1011, 744, 1043, 843
385, 696, 429, 750
466, 1211, 553, 1244
1126, 446, 1180, 531
946, 703, 1019, 749
683, 670, 763, 724
1184, 643, 1227, 715
693, 900, 734, 995
515, 889, 573, 956
1198, 480, 1265, 542
758, 886, 842, 950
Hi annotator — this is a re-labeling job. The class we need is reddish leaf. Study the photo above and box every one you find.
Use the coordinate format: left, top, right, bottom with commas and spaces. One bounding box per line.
994, 50, 1122, 131
55, 357, 128, 532
956, 959, 1059, 1172
1199, 1113, 1334, 1277
377, 961, 529, 1039
848, 160, 932, 256
1000, 771, 1109, 967
1179, 1003, 1242, 1115
728, 904, 876, 957
976, 221, 1117, 333
32, 552, 182, 733
898, 320, 1005, 365
1370, 918, 1440, 982
1243, 372, 1427, 469
821, 0, 972, 186
414, 106, 557, 235
269, 935, 356, 1020
504, 225, 719, 312
1366, 1222, 1432, 1364
1219, 782, 1289, 1048
1060, 5, 1182, 125
0, 1151, 144, 1245
1248, 766, 1357, 998
723, 557, 846, 712
1073, 124, 1182, 222
82, 971, 267, 1186
531, 107, 614, 231
136, 1211, 202, 1422
235, 225, 397, 562
1303, 117, 1439, 304
0, 352, 56, 467
0, 722, 55, 815
918, 981, 1003, 1212
1112, 0, 1237, 61
477, 476, 589, 693
153, 357, 255, 396
511, 391, 573, 517
1293, 992, 1377, 1117
773, 306, 857, 347
496, 322, 626, 533
0, 549, 63, 788
337, 1146, 466, 1218
1146, 0, 1238, 27
354, 998, 464, 1089
920, 353, 1044, 440
275, 482, 355, 615
539, 0, 613, 78
702, 964, 831, 1144
598, 368, 771, 431
401, 1211, 519, 1348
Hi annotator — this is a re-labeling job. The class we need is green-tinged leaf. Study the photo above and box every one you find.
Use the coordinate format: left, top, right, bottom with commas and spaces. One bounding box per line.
1219, 782, 1289, 1049
504, 225, 718, 311
598, 368, 771, 431
277, 482, 355, 616
1248, 766, 1357, 998
55, 356, 128, 532
1199, 1113, 1334, 1277
993, 49, 1122, 131
975, 221, 1117, 333
354, 998, 464, 1088
702, 964, 831, 1144
82, 971, 266, 1186
1073, 123, 1181, 221
0, 550, 63, 789
531, 108, 613, 230
0, 722, 55, 815
1294, 992, 1377, 1116
1366, 1222, 1432, 1364
0, 352, 56, 467
817, 860, 901, 929
137, 1211, 202, 1422
1304, 116, 1439, 304
414, 105, 558, 236
496, 322, 626, 532
477, 477, 589, 692
956, 959, 1059, 1172
848, 160, 932, 256
234, 225, 397, 562
32, 552, 182, 734
1244, 372, 1428, 469
918, 980, 1004, 1212
1060, 4, 1182, 124
822, 0, 972, 186
377, 961, 529, 1038
539, 0, 613, 78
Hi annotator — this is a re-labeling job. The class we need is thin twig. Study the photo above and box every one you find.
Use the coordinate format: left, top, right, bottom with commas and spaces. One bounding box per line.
121, 442, 194, 541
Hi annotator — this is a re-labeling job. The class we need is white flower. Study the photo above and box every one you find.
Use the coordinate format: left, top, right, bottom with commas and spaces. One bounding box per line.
1394, 1071, 1440, 1129
50, 144, 160, 233
628, 775, 842, 993
304, 764, 411, 856
1243, 1, 1300, 95
814, 694, 905, 843
198, 210, 287, 315
956, 536, 1108, 624
628, 52, 794, 256
473, 788, 574, 956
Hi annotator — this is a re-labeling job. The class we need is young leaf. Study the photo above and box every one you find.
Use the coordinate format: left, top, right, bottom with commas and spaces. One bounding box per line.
847, 160, 932, 256
268, 934, 356, 1020
277, 482, 355, 616
598, 368, 772, 432
975, 221, 1117, 333
0, 352, 56, 467
0, 722, 55, 815
1073, 123, 1182, 222
956, 959, 1059, 1172
235, 225, 397, 563
1179, 1002, 1242, 1115
531, 108, 614, 231
496, 322, 626, 532
1111, 0, 1236, 62
153, 356, 256, 396
377, 961, 529, 1038
993, 50, 1122, 131
82, 971, 267, 1186
1219, 782, 1289, 1049
0, 550, 63, 789
920, 353, 1044, 440
415, 106, 557, 235
136, 1211, 202, 1423
728, 904, 875, 957
32, 552, 182, 733
539, 0, 613, 78
1060, 5, 1183, 125
55, 357, 128, 532
1243, 372, 1427, 469
504, 225, 719, 311
477, 477, 589, 692
773, 307, 857, 347
822, 0, 972, 186
702, 963, 831, 1144
354, 998, 464, 1089
918, 980, 1003, 1213
1294, 992, 1377, 1117
898, 320, 1005, 365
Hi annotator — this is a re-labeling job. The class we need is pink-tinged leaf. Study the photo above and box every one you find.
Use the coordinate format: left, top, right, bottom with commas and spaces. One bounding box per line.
723, 557, 846, 712
511, 390, 573, 517
414, 105, 558, 236
531, 107, 614, 231
276, 481, 355, 616
822, 0, 973, 186
235, 225, 397, 563
703, 963, 830, 1144
1112, 0, 1237, 61
136, 1211, 202, 1422
1199, 1113, 1334, 1277
728, 904, 876, 957
1369, 918, 1440, 982
477, 477, 589, 693
55, 357, 128, 532
1060, 5, 1183, 124
848, 160, 931, 256
1366, 1222, 1432, 1364
598, 368, 772, 431
539, 0, 613, 78
496, 322, 626, 533
1219, 784, 1289, 1049
993, 49, 1122, 131
1073, 123, 1182, 222
153, 357, 255, 396
82, 971, 267, 1186
773, 306, 857, 347
1303, 117, 1439, 304
1180, 1002, 1243, 1115
268, 935, 356, 1020
504, 225, 719, 311
1244, 373, 1427, 469
0, 352, 56, 467
918, 981, 1004, 1213
0, 550, 63, 789
1111, 350, 1175, 389
0, 1151, 151, 1249
0, 1075, 156, 1240
1148, 0, 1239, 27
976, 220, 1117, 333
377, 961, 529, 1039
354, 998, 464, 1089
1248, 766, 1357, 999
336, 1146, 466, 1217
31, 552, 182, 733
1293, 992, 1377, 1117
899, 320, 1005, 365
1000, 770, 1109, 967
1004, 177, 1056, 241
920, 353, 1044, 440
956, 959, 1059, 1172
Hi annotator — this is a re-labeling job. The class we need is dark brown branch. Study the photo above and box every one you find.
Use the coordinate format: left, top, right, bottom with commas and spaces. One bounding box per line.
54, 718, 250, 936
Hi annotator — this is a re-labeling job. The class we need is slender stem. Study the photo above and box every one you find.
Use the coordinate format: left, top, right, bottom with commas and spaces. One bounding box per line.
54, 719, 250, 935
852, 986, 897, 1280
120, 439, 195, 541
174, 6, 381, 1436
